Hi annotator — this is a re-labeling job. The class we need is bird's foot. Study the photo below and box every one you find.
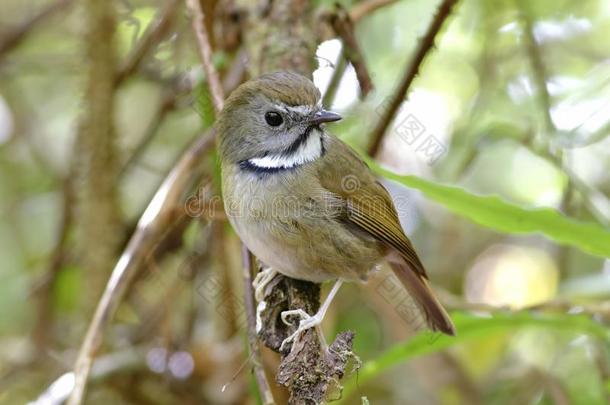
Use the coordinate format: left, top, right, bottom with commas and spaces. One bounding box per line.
279, 309, 327, 351
252, 266, 277, 302
278, 280, 344, 352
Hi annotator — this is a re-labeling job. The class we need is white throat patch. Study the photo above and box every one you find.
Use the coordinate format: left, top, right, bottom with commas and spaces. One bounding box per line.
248, 131, 322, 169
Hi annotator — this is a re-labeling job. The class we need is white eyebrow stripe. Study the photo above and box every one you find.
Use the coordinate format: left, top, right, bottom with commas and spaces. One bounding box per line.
272, 103, 316, 116
248, 132, 322, 169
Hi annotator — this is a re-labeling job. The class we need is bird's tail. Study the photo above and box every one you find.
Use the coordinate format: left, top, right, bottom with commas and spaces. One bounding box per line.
388, 255, 455, 336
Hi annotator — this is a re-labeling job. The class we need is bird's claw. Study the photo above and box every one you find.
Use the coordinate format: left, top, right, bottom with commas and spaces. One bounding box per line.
252, 267, 277, 303
279, 309, 324, 351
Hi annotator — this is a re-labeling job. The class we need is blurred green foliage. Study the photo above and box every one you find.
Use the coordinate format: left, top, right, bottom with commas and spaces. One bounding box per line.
369, 160, 610, 257
0, 0, 609, 404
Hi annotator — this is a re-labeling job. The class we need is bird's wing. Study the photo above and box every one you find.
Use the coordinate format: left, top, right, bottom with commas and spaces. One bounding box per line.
345, 188, 428, 278
318, 136, 427, 277
318, 135, 455, 335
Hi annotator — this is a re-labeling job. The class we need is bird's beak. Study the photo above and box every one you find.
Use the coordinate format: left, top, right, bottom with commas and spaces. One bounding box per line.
309, 110, 342, 126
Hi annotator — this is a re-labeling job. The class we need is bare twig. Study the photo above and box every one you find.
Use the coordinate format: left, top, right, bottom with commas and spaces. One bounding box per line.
367, 0, 459, 156
115, 0, 181, 85
439, 287, 610, 322
0, 0, 73, 59
322, 52, 348, 107
520, 9, 554, 134
328, 5, 374, 98
186, 7, 271, 396
186, 0, 225, 112
350, 0, 399, 23
74, 0, 122, 315
518, 6, 609, 225
121, 49, 247, 177
185, 7, 271, 397
242, 247, 275, 405
67, 132, 215, 405
531, 368, 570, 405
248, 2, 359, 403
222, 48, 249, 92
210, 221, 242, 337
518, 4, 610, 267
255, 0, 315, 77
31, 348, 146, 405
120, 90, 181, 176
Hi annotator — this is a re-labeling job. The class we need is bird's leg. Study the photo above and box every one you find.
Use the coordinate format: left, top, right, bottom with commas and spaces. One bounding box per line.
252, 266, 277, 302
279, 280, 343, 351
253, 267, 278, 333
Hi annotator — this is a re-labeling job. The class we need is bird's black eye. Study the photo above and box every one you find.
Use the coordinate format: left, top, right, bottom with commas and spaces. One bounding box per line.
264, 111, 283, 127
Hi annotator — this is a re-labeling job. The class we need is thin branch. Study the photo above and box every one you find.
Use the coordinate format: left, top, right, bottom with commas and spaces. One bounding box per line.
74, 0, 122, 316
521, 9, 554, 134
31, 348, 146, 405
186, 0, 225, 112
242, 247, 275, 405
251, 2, 359, 403
517, 6, 609, 225
439, 288, 610, 322
328, 5, 374, 98
222, 48, 249, 92
0, 0, 73, 59
367, 0, 459, 156
119, 90, 180, 176
115, 0, 181, 85
121, 49, 247, 177
322, 52, 348, 107
185, 6, 271, 396
256, 0, 315, 77
66, 131, 215, 405
210, 221, 242, 337
350, 0, 399, 23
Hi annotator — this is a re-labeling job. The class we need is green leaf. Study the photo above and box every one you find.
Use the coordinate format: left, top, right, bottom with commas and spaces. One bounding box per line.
340, 311, 610, 402
366, 159, 610, 258
194, 85, 216, 127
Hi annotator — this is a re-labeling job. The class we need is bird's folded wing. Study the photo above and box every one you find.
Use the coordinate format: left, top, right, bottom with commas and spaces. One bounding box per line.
316, 136, 427, 278
343, 189, 428, 279
316, 138, 454, 334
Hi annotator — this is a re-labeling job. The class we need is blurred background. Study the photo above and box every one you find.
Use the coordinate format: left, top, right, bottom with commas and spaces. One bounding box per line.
0, 0, 609, 404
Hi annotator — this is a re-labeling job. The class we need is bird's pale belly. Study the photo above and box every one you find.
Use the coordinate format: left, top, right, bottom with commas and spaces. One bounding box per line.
229, 214, 381, 283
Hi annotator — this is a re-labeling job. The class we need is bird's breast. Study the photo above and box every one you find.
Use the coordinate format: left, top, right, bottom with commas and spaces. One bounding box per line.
222, 162, 382, 283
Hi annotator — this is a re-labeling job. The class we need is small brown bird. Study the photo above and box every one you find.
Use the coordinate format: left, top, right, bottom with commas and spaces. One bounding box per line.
218, 71, 454, 349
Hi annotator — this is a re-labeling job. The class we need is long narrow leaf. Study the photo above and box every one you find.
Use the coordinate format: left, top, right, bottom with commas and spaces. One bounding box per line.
367, 160, 610, 258
340, 311, 609, 401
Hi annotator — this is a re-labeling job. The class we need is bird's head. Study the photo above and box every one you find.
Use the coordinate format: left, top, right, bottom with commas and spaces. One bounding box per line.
217, 71, 341, 170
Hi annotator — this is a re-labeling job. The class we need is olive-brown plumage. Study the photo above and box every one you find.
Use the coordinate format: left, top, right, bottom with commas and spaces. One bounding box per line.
218, 71, 455, 337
